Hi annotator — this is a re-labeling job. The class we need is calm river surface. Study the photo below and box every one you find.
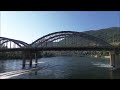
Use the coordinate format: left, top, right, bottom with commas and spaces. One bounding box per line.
0, 56, 120, 79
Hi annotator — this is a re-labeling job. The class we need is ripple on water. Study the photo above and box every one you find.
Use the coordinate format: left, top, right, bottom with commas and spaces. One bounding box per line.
92, 63, 113, 68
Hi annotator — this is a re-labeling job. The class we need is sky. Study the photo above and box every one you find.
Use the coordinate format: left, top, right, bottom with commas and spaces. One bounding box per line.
0, 11, 120, 44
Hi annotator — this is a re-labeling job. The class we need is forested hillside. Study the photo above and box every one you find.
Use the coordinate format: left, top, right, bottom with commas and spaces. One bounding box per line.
85, 27, 120, 45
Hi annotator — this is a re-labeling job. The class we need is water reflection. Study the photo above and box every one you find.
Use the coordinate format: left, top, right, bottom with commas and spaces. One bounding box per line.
35, 71, 38, 75
0, 67, 39, 79
0, 57, 120, 79
0, 61, 5, 73
109, 70, 113, 79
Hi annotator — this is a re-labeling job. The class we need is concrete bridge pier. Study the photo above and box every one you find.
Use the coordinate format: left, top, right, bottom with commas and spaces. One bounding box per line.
22, 57, 26, 69
35, 52, 38, 67
29, 51, 33, 68
22, 51, 26, 69
22, 51, 34, 69
110, 51, 120, 69
29, 51, 38, 68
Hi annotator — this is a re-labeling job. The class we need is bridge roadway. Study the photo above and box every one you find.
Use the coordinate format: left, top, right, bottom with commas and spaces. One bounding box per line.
0, 46, 120, 52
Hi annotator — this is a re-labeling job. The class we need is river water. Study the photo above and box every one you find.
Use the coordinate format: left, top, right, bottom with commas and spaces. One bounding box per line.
0, 56, 120, 79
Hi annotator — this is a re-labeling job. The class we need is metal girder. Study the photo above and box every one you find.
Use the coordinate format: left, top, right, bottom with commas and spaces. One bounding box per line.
0, 37, 30, 48
0, 31, 112, 49
31, 31, 112, 47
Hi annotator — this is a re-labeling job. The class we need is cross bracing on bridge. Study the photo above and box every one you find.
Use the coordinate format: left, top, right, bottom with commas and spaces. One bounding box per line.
0, 31, 120, 69
30, 31, 112, 48
0, 31, 116, 50
0, 37, 30, 48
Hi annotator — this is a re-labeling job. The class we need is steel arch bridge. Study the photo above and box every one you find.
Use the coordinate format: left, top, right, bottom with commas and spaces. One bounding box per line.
0, 31, 120, 69
31, 31, 112, 48
0, 37, 30, 48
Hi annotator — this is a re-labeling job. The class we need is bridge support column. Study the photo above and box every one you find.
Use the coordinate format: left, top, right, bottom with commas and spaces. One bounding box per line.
29, 51, 33, 68
22, 51, 26, 69
22, 57, 26, 69
35, 53, 38, 67
109, 51, 120, 69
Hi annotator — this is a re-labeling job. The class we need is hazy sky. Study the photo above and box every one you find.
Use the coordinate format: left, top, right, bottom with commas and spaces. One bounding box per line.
0, 11, 120, 43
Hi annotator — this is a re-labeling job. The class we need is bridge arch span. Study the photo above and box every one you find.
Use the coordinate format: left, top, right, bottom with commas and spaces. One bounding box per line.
31, 31, 112, 47
0, 37, 30, 48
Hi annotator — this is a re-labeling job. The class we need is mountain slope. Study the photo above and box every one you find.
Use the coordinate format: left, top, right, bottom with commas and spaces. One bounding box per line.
85, 27, 120, 44
46, 27, 120, 47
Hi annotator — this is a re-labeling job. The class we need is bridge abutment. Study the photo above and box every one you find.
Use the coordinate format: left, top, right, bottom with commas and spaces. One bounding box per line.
110, 51, 120, 69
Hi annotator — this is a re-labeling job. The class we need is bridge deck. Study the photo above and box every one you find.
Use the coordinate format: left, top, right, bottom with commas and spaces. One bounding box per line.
0, 46, 119, 52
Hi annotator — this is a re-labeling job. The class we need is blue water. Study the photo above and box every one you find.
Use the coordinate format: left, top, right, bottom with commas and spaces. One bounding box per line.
0, 56, 120, 79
